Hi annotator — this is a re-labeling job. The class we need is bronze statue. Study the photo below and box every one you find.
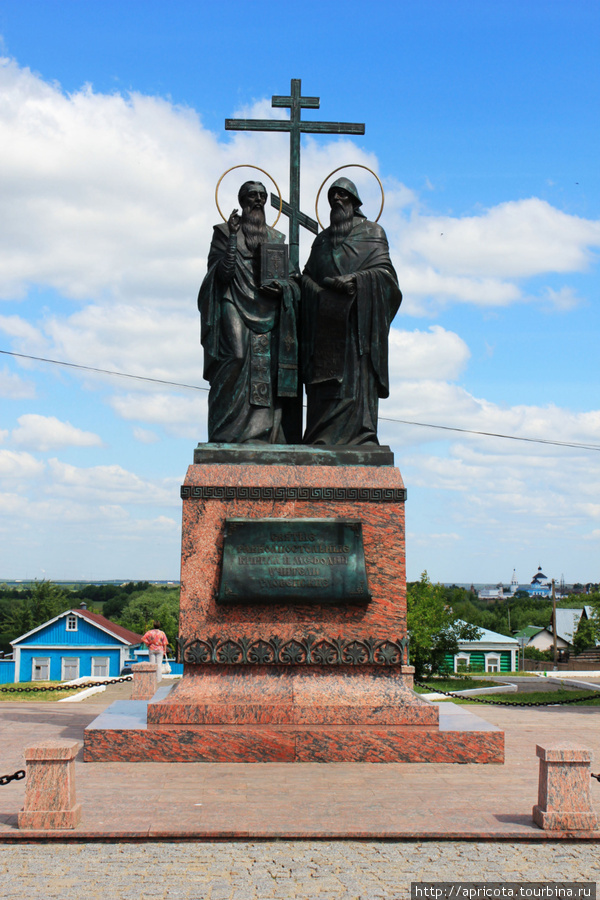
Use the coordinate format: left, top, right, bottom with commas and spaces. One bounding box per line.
301, 178, 402, 445
198, 181, 299, 443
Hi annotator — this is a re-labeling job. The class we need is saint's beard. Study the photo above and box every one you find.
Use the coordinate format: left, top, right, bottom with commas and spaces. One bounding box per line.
241, 205, 268, 252
329, 202, 354, 247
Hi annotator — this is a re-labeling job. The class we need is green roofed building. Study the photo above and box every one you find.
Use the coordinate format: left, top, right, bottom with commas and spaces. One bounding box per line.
442, 622, 519, 674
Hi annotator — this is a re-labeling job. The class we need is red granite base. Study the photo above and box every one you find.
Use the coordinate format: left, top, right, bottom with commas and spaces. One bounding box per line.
86, 455, 501, 767
177, 461, 408, 646
84, 721, 504, 763
148, 665, 437, 727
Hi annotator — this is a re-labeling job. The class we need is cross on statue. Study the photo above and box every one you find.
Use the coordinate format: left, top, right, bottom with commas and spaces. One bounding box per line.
225, 79, 365, 271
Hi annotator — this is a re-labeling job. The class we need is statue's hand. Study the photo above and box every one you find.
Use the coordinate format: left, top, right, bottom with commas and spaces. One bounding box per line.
323, 275, 357, 296
227, 209, 241, 235
260, 280, 283, 298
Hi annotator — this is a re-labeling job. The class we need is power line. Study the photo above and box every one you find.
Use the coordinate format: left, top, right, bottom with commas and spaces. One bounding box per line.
0, 348, 208, 392
2, 347, 600, 452
378, 415, 600, 451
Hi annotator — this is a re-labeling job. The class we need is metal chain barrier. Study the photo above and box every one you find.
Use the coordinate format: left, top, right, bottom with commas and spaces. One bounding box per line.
0, 770, 25, 787
0, 676, 133, 694
0, 678, 135, 787
415, 681, 600, 707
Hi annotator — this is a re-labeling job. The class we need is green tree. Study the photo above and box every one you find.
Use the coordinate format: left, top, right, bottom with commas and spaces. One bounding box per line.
573, 617, 599, 655
407, 572, 481, 679
117, 587, 179, 648
30, 580, 70, 624
4, 580, 71, 642
101, 592, 130, 619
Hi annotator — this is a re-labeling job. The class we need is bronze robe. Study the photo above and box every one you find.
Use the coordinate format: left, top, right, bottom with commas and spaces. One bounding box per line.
301, 216, 402, 445
199, 223, 299, 443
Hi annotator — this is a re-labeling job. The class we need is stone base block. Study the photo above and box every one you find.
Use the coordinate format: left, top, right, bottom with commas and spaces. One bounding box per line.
84, 700, 503, 763
532, 744, 598, 831
148, 665, 437, 727
19, 739, 81, 831
131, 662, 158, 700
18, 805, 82, 830
532, 807, 598, 831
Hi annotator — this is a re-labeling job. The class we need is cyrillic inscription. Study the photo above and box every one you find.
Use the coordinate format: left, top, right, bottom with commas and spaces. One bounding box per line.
218, 518, 370, 604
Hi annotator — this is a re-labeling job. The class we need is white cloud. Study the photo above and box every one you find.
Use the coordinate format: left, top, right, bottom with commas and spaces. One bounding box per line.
0, 448, 45, 479
0, 493, 179, 535
388, 326, 470, 381
398, 199, 600, 279
398, 265, 522, 315
389, 199, 600, 314
12, 414, 102, 451
383, 379, 600, 448
542, 286, 582, 312
3, 54, 596, 326
0, 365, 36, 398
46, 458, 179, 506
406, 442, 600, 527
110, 392, 207, 439
0, 492, 25, 516
408, 531, 461, 546
0, 314, 44, 343
0, 57, 214, 304
132, 426, 160, 444
43, 303, 202, 385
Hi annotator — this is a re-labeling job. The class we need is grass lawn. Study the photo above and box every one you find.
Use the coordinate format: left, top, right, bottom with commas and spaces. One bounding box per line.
0, 681, 83, 701
462, 689, 600, 706
414, 677, 497, 693
416, 686, 600, 706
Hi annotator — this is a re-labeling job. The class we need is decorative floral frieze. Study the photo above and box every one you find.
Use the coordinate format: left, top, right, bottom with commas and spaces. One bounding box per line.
176, 634, 409, 666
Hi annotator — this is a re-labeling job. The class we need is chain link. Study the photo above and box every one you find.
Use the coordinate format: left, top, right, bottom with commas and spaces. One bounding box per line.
415, 681, 600, 707
0, 678, 133, 784
0, 769, 25, 787
0, 676, 133, 694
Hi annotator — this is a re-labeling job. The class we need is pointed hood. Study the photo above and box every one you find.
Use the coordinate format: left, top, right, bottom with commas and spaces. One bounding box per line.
327, 177, 366, 217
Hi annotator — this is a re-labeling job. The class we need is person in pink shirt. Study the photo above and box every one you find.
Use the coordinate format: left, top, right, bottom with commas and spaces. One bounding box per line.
141, 621, 169, 682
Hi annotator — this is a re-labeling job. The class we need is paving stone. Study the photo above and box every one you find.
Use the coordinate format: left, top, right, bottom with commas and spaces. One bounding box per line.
6, 842, 599, 899
2, 698, 600, 896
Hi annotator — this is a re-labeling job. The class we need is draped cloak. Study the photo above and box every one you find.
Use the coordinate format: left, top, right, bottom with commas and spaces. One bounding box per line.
301, 217, 402, 445
198, 223, 299, 443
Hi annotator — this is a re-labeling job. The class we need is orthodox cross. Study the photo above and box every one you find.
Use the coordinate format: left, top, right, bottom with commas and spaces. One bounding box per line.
225, 78, 365, 271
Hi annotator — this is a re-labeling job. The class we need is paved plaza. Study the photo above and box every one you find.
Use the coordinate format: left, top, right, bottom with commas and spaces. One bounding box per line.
1, 840, 599, 900
0, 683, 599, 896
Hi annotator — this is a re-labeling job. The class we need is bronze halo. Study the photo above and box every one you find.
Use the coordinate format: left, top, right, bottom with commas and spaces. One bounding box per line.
315, 164, 385, 230
215, 164, 283, 228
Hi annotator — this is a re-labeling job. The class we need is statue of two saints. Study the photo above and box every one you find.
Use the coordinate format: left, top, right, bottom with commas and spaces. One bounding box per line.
198, 177, 402, 446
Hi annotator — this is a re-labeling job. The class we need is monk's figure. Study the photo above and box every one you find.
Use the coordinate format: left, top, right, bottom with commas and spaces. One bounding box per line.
301, 177, 402, 445
198, 181, 299, 443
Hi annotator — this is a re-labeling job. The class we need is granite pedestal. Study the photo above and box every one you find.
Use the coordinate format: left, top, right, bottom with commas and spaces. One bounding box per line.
84, 445, 503, 763
18, 740, 82, 829
533, 744, 598, 831
131, 662, 158, 700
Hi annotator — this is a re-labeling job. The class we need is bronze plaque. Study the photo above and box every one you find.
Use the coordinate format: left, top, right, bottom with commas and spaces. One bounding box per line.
218, 518, 370, 604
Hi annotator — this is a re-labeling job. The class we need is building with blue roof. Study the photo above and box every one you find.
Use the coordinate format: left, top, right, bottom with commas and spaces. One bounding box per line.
11, 605, 143, 682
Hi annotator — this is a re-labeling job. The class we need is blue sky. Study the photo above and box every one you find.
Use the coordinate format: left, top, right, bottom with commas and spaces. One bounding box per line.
0, 0, 599, 584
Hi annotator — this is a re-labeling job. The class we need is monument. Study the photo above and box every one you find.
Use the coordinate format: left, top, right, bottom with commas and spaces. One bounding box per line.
84, 80, 503, 764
